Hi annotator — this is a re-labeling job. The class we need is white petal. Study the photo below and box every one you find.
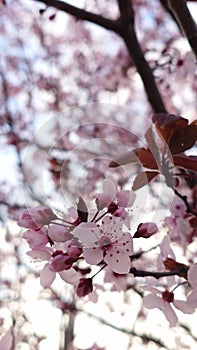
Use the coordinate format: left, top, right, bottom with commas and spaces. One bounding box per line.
163, 303, 178, 327
174, 300, 196, 314
59, 268, 80, 285
84, 247, 103, 265
72, 222, 100, 245
27, 248, 52, 260
143, 294, 163, 309
188, 264, 197, 288
105, 251, 131, 274
103, 178, 117, 201
40, 263, 56, 287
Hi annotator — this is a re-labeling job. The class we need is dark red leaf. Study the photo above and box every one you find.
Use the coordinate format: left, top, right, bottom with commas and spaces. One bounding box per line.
152, 113, 188, 144
173, 154, 197, 172
77, 197, 88, 222
169, 123, 197, 154
136, 148, 159, 170
132, 171, 159, 190
163, 258, 189, 278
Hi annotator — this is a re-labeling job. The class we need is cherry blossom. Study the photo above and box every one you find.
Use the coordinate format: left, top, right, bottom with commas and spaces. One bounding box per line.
22, 227, 49, 249
26, 240, 82, 288
17, 206, 57, 230
72, 216, 133, 273
133, 222, 158, 238
48, 224, 72, 242
96, 176, 136, 219
143, 286, 197, 327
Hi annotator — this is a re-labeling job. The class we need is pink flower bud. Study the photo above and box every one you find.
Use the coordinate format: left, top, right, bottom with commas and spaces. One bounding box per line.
51, 252, 75, 271
67, 246, 82, 258
133, 222, 158, 238
76, 278, 93, 297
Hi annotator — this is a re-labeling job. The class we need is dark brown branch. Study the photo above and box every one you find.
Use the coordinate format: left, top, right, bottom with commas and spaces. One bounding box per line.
117, 0, 167, 113
167, 0, 197, 59
33, 0, 121, 33
159, 0, 181, 30
130, 267, 182, 279
174, 189, 197, 217
33, 0, 167, 113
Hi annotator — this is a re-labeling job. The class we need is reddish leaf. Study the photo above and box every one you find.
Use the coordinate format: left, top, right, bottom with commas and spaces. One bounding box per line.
136, 148, 159, 170
77, 197, 88, 222
169, 123, 197, 154
132, 171, 159, 190
164, 258, 189, 278
173, 154, 197, 172
152, 113, 188, 144
109, 149, 139, 167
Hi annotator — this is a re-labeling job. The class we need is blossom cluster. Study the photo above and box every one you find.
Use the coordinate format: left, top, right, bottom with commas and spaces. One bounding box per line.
18, 175, 197, 327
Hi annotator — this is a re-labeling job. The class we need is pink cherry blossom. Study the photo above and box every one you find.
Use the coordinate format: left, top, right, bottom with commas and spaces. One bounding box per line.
133, 222, 158, 238
22, 227, 49, 249
143, 286, 196, 327
165, 215, 192, 251
48, 224, 71, 242
104, 267, 128, 291
27, 240, 82, 287
72, 216, 133, 274
96, 177, 136, 217
18, 206, 57, 230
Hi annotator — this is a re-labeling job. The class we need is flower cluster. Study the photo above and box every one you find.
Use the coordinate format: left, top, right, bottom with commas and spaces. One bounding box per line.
18, 114, 197, 327
19, 178, 137, 297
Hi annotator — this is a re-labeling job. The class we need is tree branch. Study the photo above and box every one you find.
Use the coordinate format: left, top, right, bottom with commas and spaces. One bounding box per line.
130, 267, 182, 279
78, 308, 170, 350
117, 0, 167, 113
33, 0, 121, 33
167, 0, 197, 59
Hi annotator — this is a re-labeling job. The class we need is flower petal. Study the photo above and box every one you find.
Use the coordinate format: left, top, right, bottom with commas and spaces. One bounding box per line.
59, 268, 80, 285
40, 263, 56, 287
188, 264, 197, 288
84, 247, 103, 265
163, 303, 178, 327
143, 294, 164, 309
116, 190, 136, 207
105, 251, 131, 274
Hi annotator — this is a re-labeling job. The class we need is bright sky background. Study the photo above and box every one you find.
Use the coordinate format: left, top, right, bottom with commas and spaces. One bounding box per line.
0, 1, 197, 349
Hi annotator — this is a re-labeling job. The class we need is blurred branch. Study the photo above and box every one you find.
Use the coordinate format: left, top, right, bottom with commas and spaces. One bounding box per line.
167, 0, 197, 59
78, 308, 170, 350
33, 0, 167, 113
117, 0, 167, 113
33, 0, 121, 33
